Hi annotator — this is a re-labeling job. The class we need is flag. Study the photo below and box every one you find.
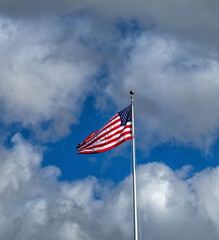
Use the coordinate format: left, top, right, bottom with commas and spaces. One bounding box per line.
77, 105, 132, 154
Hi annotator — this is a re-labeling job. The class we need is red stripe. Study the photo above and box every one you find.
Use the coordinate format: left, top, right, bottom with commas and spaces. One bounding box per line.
93, 125, 131, 143
83, 130, 99, 143
83, 130, 132, 150
93, 117, 120, 139
78, 135, 132, 154
82, 126, 132, 149
77, 105, 132, 154
79, 133, 132, 153
78, 123, 123, 150
78, 119, 122, 151
77, 115, 119, 150
83, 115, 119, 143
77, 115, 120, 150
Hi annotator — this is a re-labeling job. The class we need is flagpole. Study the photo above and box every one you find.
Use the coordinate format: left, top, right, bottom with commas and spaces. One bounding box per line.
130, 90, 138, 240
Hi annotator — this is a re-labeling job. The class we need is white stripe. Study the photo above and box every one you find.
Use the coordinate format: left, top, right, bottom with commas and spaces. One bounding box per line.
85, 126, 132, 149
78, 133, 132, 153
101, 115, 120, 129
91, 115, 120, 140
84, 122, 131, 148
79, 134, 132, 153
79, 123, 131, 151
78, 118, 122, 150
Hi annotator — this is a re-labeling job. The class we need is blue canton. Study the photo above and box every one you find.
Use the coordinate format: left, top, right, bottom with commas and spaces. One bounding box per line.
118, 105, 132, 126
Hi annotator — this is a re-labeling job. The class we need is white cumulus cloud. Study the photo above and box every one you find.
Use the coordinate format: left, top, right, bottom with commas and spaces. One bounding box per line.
1, 135, 219, 240
0, 17, 99, 141
102, 33, 219, 152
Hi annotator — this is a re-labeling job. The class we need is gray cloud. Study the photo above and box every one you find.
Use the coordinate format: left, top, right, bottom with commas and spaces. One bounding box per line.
0, 0, 219, 55
0, 0, 82, 18
1, 135, 219, 239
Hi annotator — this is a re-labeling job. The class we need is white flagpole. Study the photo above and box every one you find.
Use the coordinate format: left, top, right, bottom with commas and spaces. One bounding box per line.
130, 90, 138, 240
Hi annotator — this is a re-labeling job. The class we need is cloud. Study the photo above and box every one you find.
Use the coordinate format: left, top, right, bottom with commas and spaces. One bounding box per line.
0, 0, 219, 157
0, 16, 99, 141
100, 33, 219, 152
0, 1, 218, 151
0, 0, 219, 55
1, 2, 219, 240
1, 134, 219, 240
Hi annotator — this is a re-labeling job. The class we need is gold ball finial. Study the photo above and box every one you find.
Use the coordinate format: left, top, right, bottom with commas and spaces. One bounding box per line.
130, 90, 134, 95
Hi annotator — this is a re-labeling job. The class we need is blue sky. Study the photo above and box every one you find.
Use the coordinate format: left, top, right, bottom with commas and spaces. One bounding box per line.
41, 96, 219, 183
1, 1, 219, 240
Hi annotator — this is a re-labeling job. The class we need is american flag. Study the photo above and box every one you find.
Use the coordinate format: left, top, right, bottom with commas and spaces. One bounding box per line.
77, 105, 132, 154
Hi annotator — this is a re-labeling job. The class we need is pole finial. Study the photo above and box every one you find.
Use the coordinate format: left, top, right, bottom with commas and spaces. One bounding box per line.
130, 90, 134, 95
